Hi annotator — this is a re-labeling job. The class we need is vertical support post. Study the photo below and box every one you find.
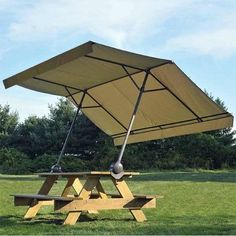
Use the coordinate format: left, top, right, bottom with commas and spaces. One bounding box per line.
51, 92, 85, 172
111, 70, 149, 179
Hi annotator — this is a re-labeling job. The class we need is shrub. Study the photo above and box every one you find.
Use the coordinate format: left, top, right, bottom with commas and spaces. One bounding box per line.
31, 154, 92, 173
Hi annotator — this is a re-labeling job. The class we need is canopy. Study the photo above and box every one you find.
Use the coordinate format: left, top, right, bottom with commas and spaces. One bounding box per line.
3, 41, 233, 146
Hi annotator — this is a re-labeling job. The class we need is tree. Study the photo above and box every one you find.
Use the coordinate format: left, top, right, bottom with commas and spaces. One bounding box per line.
47, 98, 76, 154
0, 148, 31, 174
48, 98, 103, 159
206, 96, 235, 146
8, 115, 52, 157
0, 104, 18, 135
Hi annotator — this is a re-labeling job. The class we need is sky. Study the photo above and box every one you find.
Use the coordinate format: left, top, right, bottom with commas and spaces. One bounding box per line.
0, 0, 236, 130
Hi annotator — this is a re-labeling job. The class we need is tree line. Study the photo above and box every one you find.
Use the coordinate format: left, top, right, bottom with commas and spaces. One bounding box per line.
0, 96, 235, 174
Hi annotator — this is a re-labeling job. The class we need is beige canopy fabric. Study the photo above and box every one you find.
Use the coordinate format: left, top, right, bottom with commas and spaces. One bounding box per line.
3, 41, 234, 146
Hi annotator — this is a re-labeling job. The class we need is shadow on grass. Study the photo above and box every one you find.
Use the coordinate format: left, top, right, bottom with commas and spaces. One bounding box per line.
0, 213, 64, 226
0, 213, 134, 227
0, 214, 235, 235
133, 171, 236, 183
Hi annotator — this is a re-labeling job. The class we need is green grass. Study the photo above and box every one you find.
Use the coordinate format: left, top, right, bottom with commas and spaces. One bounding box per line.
0, 170, 236, 235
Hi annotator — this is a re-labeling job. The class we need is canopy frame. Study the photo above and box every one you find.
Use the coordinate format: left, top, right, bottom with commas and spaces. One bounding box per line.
3, 41, 233, 178
25, 58, 233, 177
112, 112, 229, 139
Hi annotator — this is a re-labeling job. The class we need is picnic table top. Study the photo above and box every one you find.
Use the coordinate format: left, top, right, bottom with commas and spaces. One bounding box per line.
36, 171, 140, 177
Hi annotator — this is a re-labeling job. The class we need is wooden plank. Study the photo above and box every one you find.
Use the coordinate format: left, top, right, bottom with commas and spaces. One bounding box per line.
61, 177, 76, 197
55, 198, 155, 211
41, 200, 54, 206
72, 192, 163, 199
60, 176, 97, 215
72, 178, 83, 194
75, 176, 99, 214
63, 212, 81, 226
96, 181, 108, 199
112, 178, 147, 222
17, 199, 54, 207
14, 194, 55, 206
24, 203, 42, 219
13, 192, 163, 204
13, 194, 57, 200
87, 180, 108, 214
38, 172, 139, 177
78, 177, 99, 199
38, 176, 58, 194
63, 176, 99, 225
15, 197, 34, 206
24, 176, 58, 219
71, 177, 98, 214
130, 210, 147, 223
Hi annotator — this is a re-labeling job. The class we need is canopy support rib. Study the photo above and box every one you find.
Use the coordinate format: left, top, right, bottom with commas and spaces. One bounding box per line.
144, 88, 166, 93
86, 91, 128, 131
65, 86, 81, 107
67, 62, 173, 97
85, 55, 143, 71
112, 112, 230, 138
149, 72, 203, 122
50, 92, 86, 172
82, 105, 101, 109
32, 77, 83, 92
65, 70, 143, 98
110, 70, 149, 179
66, 90, 82, 98
122, 65, 140, 90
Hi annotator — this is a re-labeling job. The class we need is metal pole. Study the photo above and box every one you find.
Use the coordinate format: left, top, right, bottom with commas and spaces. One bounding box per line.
111, 70, 149, 179
51, 93, 85, 172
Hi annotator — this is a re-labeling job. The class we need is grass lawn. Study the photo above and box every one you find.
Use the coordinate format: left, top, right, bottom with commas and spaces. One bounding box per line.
0, 170, 235, 235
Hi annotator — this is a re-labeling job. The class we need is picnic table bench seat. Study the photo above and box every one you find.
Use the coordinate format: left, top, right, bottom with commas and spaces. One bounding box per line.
12, 193, 163, 206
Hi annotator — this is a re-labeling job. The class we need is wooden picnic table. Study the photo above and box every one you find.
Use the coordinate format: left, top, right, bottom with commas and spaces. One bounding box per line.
13, 172, 160, 225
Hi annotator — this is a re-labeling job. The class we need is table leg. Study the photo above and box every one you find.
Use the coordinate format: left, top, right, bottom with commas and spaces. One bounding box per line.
61, 177, 82, 197
72, 178, 83, 194
82, 180, 108, 215
63, 176, 99, 225
24, 176, 58, 219
62, 177, 98, 214
63, 212, 81, 225
75, 177, 98, 214
112, 178, 147, 222
96, 180, 108, 199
